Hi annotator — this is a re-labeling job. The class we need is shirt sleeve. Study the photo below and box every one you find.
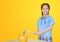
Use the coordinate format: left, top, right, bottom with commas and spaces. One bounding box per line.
49, 16, 55, 26
36, 18, 41, 27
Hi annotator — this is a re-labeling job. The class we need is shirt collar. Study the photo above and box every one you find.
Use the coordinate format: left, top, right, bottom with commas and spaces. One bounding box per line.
42, 15, 49, 17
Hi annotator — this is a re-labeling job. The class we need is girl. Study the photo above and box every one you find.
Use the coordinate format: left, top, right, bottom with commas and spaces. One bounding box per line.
32, 3, 54, 42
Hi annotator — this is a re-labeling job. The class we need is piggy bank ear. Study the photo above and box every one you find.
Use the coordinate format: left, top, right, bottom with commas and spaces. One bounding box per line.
23, 29, 27, 34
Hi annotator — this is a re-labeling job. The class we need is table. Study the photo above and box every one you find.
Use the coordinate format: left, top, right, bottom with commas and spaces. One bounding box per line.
4, 40, 47, 42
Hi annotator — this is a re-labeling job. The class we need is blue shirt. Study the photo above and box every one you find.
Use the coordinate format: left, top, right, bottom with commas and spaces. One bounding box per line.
36, 15, 54, 38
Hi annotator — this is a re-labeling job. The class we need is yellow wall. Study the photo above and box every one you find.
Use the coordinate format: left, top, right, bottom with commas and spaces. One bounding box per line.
0, 0, 60, 42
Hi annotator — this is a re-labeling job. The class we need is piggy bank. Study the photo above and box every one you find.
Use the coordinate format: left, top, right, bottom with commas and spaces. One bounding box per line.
19, 30, 28, 42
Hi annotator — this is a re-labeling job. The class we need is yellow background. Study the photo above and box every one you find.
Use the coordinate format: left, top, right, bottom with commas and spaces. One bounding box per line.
0, 0, 60, 42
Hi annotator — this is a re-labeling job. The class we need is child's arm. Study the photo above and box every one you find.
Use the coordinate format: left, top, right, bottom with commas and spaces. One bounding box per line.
31, 27, 40, 34
40, 25, 53, 34
35, 25, 53, 35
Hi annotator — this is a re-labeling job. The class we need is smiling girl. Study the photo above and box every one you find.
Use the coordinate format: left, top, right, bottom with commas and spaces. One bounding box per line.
33, 3, 55, 42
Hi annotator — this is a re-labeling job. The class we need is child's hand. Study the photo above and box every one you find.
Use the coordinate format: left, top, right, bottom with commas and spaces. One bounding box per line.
31, 32, 37, 34
31, 31, 43, 35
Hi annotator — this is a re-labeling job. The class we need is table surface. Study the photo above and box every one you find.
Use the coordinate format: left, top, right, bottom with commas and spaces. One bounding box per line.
4, 40, 47, 42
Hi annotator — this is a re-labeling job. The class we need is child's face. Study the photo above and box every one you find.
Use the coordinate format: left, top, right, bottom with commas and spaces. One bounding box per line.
42, 5, 49, 15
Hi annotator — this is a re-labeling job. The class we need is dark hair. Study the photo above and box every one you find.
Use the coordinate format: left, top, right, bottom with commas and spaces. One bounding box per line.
41, 3, 50, 10
41, 3, 50, 15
